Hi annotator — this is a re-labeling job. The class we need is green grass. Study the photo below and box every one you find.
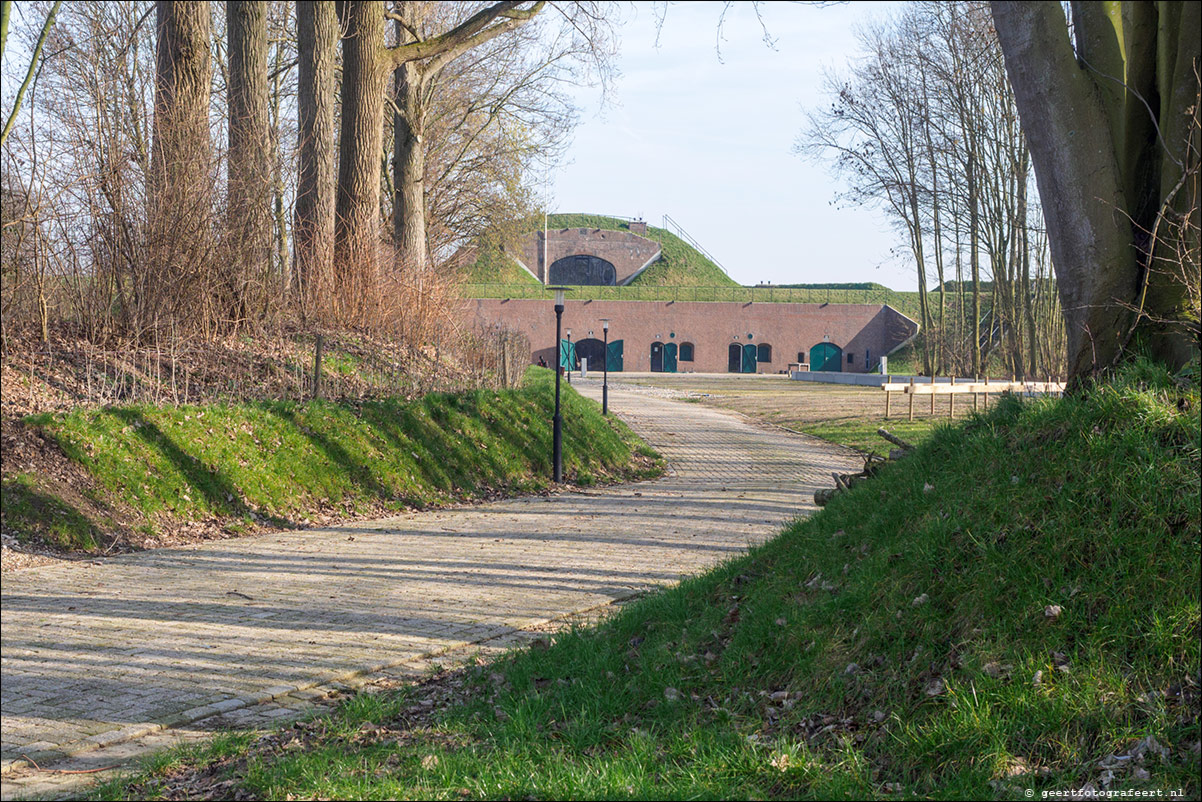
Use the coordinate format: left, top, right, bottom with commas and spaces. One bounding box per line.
1, 474, 101, 550
9, 368, 662, 550
462, 213, 741, 289
91, 361, 1200, 799
548, 214, 740, 288
799, 417, 950, 457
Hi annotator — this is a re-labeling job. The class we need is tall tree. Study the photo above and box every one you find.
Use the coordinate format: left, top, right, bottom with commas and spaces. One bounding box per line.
226, 0, 271, 321
295, 0, 337, 309
390, 0, 547, 272
334, 0, 547, 311
991, 1, 1200, 382
150, 0, 213, 334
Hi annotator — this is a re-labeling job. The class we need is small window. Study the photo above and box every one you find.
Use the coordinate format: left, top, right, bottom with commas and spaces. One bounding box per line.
797, 352, 806, 363
757, 343, 772, 363
679, 342, 695, 362
847, 353, 855, 365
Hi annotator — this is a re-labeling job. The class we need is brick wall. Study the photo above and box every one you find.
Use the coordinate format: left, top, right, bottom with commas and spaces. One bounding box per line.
467, 299, 919, 373
517, 228, 662, 284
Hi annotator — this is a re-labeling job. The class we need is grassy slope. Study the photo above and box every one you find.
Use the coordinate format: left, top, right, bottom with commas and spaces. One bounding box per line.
97, 363, 1200, 799
549, 213, 738, 287
2, 369, 661, 550
463, 213, 740, 288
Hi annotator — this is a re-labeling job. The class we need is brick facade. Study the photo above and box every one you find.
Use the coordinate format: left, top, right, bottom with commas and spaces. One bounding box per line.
468, 299, 919, 374
514, 228, 662, 285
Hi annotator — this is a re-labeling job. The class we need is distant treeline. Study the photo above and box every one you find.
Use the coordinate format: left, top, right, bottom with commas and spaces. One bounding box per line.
753, 282, 894, 291
930, 279, 1057, 293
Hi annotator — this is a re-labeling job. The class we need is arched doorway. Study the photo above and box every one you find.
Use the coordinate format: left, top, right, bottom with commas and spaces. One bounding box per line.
650, 341, 664, 372
728, 343, 742, 372
810, 342, 843, 372
548, 254, 617, 285
575, 338, 605, 373
742, 343, 757, 373
663, 342, 678, 373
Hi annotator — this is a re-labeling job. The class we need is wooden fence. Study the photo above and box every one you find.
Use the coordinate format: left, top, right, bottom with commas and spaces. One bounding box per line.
883, 377, 1066, 421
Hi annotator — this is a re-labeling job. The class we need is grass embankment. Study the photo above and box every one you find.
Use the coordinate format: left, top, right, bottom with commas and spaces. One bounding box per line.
462, 213, 740, 288
800, 417, 947, 457
95, 363, 1199, 799
549, 213, 739, 288
1, 369, 661, 552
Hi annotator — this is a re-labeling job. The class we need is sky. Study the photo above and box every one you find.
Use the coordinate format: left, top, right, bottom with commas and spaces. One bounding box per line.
547, 1, 911, 289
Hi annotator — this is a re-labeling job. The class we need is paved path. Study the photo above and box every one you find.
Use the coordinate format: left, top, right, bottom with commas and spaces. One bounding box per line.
0, 381, 858, 788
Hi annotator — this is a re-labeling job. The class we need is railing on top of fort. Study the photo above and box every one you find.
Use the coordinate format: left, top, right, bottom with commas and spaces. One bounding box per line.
458, 283, 933, 318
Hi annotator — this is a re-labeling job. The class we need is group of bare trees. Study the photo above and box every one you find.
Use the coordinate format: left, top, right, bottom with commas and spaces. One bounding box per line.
1, 0, 615, 349
802, 1, 1066, 380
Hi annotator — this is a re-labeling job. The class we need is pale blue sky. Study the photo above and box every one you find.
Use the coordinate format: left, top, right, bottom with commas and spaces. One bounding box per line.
549, 1, 911, 289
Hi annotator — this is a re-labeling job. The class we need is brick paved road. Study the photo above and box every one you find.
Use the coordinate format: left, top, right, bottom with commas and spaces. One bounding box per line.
0, 381, 858, 780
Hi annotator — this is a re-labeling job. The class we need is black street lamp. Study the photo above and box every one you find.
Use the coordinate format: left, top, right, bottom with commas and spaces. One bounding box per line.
549, 286, 568, 482
565, 327, 572, 384
600, 318, 610, 416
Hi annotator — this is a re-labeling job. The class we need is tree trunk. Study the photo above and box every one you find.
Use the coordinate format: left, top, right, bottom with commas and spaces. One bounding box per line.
226, 0, 271, 324
296, 0, 337, 310
150, 0, 212, 334
393, 3, 428, 271
991, 1, 1196, 382
336, 0, 388, 306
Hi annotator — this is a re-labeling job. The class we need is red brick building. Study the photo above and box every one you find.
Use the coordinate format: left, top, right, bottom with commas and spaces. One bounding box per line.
468, 299, 919, 374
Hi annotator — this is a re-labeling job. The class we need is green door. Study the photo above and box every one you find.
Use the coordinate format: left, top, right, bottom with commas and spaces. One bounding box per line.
559, 339, 577, 370
809, 342, 842, 372
742, 343, 757, 373
664, 342, 678, 373
606, 339, 623, 372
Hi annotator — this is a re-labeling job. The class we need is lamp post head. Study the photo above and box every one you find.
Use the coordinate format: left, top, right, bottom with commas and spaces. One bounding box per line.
547, 285, 569, 311
566, 328, 571, 339
601, 318, 610, 332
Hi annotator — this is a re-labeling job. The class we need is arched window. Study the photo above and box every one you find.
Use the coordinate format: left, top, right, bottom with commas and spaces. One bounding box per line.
679, 342, 695, 362
757, 343, 772, 363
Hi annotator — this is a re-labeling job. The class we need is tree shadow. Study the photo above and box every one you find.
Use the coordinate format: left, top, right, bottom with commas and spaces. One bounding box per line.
100, 407, 296, 528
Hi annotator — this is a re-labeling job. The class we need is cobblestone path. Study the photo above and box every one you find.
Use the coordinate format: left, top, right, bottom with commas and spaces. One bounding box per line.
0, 380, 858, 791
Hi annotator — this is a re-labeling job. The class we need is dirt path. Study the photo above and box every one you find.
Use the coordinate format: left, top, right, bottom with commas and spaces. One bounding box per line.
1, 382, 858, 799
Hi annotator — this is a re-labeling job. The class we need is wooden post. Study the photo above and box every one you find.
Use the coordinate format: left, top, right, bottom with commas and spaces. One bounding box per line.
973, 375, 979, 412
313, 334, 324, 400
983, 374, 989, 409
908, 376, 915, 422
885, 388, 891, 419
500, 336, 509, 388
930, 375, 936, 416
949, 376, 955, 418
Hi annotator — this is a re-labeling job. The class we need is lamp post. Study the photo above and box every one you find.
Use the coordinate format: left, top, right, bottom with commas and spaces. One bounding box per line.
600, 318, 610, 416
565, 328, 572, 384
549, 287, 568, 483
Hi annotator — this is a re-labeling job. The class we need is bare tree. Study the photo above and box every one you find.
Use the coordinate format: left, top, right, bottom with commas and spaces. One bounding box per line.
295, 0, 338, 315
390, 0, 616, 271
333, 0, 548, 320
0, 0, 63, 147
226, 0, 272, 325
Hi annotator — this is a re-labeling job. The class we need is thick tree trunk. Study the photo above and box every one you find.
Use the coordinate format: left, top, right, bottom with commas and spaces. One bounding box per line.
993, 1, 1199, 379
991, 2, 1138, 384
296, 0, 337, 307
335, 0, 388, 305
150, 0, 212, 333
393, 4, 428, 272
226, 0, 271, 323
